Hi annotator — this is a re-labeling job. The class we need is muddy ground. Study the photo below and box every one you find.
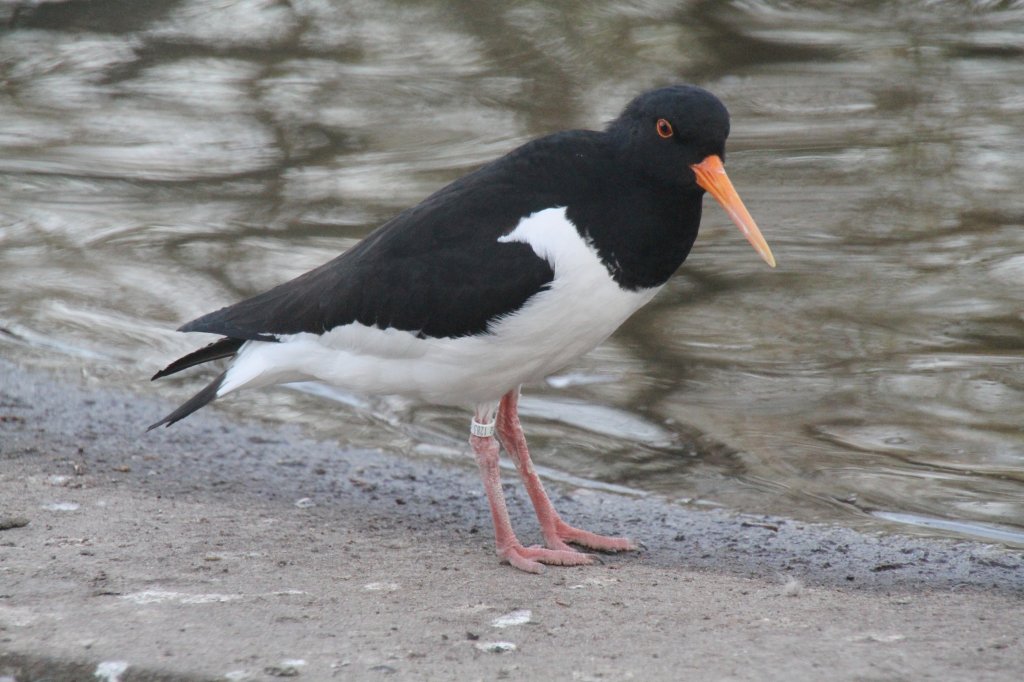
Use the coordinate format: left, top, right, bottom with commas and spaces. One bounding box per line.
1, 358, 1021, 681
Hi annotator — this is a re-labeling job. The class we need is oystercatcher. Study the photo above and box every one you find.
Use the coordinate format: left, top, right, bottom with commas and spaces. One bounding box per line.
150, 85, 775, 573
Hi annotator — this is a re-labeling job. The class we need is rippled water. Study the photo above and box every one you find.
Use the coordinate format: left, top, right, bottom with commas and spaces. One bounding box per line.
2, 0, 1023, 546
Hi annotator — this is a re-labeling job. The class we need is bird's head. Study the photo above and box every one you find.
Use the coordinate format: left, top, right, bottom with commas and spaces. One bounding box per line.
608, 85, 776, 268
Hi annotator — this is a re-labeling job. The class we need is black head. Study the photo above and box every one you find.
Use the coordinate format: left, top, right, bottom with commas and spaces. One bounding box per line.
605, 85, 775, 268
607, 85, 731, 189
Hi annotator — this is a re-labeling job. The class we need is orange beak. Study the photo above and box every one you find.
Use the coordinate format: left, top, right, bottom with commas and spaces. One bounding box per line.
690, 155, 776, 268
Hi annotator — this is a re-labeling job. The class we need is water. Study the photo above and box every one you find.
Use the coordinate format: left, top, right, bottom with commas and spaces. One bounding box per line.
2, 0, 1023, 546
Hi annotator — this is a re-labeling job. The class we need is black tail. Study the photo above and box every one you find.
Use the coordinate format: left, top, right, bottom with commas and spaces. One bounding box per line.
149, 336, 243, 430
151, 337, 244, 380
148, 371, 227, 431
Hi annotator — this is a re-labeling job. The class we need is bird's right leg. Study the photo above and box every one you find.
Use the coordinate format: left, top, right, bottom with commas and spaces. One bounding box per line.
495, 388, 637, 553
470, 403, 594, 573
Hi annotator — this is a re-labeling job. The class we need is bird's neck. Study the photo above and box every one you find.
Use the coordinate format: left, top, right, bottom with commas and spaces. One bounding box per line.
568, 180, 703, 291
497, 131, 704, 290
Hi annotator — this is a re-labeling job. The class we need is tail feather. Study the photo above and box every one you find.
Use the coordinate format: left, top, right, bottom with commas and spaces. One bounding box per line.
151, 337, 244, 380
148, 371, 227, 431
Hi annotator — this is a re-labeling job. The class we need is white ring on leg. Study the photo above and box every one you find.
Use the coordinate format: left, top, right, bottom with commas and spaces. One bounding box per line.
470, 418, 496, 438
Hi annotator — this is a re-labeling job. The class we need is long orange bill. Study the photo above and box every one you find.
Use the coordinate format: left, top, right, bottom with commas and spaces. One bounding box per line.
690, 154, 776, 268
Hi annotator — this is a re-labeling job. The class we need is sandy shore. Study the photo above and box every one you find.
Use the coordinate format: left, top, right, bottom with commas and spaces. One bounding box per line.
1, 358, 1022, 681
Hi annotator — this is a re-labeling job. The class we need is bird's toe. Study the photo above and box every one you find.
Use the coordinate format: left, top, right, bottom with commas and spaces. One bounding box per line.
553, 521, 639, 553
499, 543, 595, 573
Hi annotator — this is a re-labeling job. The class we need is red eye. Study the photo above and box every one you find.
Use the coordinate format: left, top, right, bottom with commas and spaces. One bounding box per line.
656, 118, 673, 139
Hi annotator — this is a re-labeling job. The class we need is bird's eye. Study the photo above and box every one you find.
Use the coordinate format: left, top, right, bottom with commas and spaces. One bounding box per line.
655, 118, 673, 139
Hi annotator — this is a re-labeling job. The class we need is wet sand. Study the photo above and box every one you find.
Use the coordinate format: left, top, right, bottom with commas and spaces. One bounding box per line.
1, 358, 1022, 681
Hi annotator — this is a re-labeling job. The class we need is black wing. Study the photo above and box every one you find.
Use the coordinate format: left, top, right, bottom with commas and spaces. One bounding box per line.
179, 132, 608, 342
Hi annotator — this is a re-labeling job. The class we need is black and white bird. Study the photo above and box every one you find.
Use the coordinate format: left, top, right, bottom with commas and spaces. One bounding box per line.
150, 85, 775, 573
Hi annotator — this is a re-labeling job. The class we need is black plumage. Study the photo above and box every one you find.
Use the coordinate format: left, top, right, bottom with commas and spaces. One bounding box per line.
169, 86, 728, 346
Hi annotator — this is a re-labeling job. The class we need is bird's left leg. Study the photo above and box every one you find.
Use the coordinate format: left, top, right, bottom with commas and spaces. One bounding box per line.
470, 402, 594, 573
496, 387, 638, 553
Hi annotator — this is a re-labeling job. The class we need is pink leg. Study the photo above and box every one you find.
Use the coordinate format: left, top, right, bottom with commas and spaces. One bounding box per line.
469, 407, 594, 573
496, 388, 638, 553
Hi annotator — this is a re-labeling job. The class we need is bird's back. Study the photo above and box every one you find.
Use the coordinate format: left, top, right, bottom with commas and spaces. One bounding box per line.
180, 130, 617, 345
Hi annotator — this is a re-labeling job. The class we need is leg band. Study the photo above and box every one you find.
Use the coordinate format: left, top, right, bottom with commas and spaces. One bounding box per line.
471, 417, 496, 438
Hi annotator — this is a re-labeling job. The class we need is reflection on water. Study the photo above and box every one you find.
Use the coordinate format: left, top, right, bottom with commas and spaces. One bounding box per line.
2, 0, 1023, 546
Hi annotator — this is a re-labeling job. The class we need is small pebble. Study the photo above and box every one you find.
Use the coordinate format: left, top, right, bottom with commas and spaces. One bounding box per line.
0, 517, 29, 531
265, 659, 306, 677
42, 502, 79, 512
782, 578, 803, 597
363, 582, 400, 592
94, 661, 129, 682
491, 609, 531, 628
852, 633, 905, 643
264, 666, 300, 677
475, 641, 517, 653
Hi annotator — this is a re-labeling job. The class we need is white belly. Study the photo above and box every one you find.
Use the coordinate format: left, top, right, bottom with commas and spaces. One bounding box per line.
218, 207, 659, 406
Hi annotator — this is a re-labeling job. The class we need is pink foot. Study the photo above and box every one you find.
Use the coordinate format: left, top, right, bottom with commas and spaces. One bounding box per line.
499, 542, 595, 574
549, 519, 638, 553
494, 389, 639, 559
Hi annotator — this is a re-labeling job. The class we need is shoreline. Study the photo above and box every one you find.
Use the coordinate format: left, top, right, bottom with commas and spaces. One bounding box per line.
1, 357, 1022, 680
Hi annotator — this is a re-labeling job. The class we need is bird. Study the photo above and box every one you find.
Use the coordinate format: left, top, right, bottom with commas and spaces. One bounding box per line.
150, 84, 776, 573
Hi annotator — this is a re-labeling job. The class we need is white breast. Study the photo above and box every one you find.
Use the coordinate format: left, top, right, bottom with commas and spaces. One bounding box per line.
218, 207, 659, 406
